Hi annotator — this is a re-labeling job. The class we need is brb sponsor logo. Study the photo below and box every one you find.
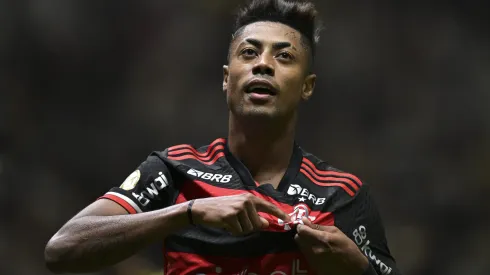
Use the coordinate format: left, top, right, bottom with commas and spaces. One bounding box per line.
278, 204, 316, 231
287, 184, 325, 205
187, 168, 232, 183
132, 171, 168, 206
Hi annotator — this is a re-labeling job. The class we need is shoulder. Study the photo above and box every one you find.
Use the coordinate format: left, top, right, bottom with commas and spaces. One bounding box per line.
150, 138, 227, 172
298, 147, 364, 198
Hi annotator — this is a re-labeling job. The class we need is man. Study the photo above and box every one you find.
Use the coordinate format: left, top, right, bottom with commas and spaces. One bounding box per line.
45, 0, 400, 274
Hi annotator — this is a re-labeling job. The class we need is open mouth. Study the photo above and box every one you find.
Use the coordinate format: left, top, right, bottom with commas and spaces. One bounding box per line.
245, 81, 278, 96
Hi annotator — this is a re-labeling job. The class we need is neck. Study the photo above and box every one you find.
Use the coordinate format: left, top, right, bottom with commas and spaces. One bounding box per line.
227, 112, 297, 186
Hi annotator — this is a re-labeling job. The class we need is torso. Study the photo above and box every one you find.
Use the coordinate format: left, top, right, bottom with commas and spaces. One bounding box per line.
159, 138, 363, 275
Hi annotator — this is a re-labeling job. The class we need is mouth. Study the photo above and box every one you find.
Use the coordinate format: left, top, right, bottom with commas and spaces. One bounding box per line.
244, 79, 278, 96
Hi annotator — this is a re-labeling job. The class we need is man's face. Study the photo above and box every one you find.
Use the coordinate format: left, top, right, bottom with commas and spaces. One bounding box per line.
223, 22, 316, 120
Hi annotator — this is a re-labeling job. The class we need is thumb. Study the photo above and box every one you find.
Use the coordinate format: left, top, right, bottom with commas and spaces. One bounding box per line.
302, 217, 314, 227
301, 217, 327, 231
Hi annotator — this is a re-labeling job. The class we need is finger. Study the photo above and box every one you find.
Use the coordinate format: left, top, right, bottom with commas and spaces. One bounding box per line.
252, 197, 290, 222
226, 217, 243, 235
259, 216, 269, 228
238, 210, 254, 234
246, 205, 266, 230
301, 217, 314, 227
296, 223, 326, 244
301, 217, 321, 230
295, 233, 326, 255
301, 217, 336, 232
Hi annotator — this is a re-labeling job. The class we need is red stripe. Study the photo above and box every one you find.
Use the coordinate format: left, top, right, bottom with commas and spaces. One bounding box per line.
300, 169, 355, 196
301, 163, 359, 192
175, 180, 334, 232
168, 138, 226, 157
167, 152, 225, 165
168, 145, 224, 161
302, 157, 362, 187
99, 194, 137, 214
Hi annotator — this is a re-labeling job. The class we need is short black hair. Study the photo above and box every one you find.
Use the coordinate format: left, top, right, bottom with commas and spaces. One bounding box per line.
229, 0, 321, 62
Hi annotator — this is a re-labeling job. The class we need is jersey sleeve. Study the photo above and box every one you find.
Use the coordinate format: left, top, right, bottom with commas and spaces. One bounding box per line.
334, 184, 401, 275
99, 153, 178, 214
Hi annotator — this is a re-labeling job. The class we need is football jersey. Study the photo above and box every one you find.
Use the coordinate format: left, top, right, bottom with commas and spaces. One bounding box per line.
100, 138, 400, 275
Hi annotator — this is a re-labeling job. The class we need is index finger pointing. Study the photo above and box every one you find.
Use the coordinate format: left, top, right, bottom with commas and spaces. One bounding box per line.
252, 197, 290, 222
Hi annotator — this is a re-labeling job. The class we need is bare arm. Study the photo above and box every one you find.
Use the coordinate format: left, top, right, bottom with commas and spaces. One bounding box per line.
44, 199, 190, 274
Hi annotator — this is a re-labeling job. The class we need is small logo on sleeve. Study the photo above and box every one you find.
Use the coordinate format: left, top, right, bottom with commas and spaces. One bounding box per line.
120, 170, 141, 190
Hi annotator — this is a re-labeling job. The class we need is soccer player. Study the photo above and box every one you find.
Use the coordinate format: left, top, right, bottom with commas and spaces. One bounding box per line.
45, 0, 401, 274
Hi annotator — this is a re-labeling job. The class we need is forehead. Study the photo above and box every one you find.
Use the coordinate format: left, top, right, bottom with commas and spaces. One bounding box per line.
236, 21, 303, 47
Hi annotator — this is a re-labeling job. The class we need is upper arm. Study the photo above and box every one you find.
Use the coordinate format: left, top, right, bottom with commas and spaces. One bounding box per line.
57, 153, 177, 229
71, 199, 129, 220
98, 153, 177, 214
334, 184, 401, 275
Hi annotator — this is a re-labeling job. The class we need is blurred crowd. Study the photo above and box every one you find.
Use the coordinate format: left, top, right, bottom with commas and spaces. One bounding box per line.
1, 1, 489, 275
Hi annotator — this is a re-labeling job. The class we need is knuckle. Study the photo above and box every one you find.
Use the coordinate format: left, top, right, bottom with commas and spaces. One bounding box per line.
223, 212, 238, 221
242, 193, 254, 200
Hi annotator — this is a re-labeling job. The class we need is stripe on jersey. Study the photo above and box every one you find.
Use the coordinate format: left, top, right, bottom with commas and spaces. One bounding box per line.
167, 138, 225, 164
167, 138, 225, 156
301, 163, 358, 193
302, 157, 363, 189
167, 151, 225, 165
167, 145, 224, 161
99, 192, 142, 214
300, 168, 355, 196
165, 229, 298, 257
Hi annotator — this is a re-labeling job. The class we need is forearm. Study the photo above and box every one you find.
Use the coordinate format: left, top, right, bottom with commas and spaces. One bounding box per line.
45, 202, 189, 273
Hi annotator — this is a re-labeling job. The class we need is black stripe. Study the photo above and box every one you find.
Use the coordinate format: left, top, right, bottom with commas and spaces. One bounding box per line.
301, 168, 358, 194
164, 225, 299, 257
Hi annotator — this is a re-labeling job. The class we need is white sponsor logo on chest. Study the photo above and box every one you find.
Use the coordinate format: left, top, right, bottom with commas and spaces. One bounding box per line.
187, 168, 232, 183
287, 184, 325, 205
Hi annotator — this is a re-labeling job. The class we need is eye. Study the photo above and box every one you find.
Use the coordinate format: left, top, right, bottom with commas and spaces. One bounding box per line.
241, 48, 257, 57
277, 52, 293, 60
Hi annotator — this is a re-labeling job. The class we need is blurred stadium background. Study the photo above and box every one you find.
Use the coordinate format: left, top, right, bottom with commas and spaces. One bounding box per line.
1, 0, 489, 274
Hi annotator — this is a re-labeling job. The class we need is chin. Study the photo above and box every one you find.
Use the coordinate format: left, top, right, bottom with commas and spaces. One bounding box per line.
241, 106, 280, 120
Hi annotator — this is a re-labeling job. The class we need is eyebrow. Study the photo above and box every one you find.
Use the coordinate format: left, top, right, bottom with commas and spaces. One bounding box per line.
242, 38, 295, 51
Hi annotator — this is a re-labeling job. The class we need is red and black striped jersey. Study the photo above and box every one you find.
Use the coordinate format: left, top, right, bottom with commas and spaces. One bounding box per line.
100, 138, 400, 275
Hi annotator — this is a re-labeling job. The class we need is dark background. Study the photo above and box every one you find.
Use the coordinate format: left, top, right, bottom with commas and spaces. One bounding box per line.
1, 1, 489, 274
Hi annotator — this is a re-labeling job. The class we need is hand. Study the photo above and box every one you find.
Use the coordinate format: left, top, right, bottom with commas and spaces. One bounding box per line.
191, 193, 291, 235
295, 217, 369, 275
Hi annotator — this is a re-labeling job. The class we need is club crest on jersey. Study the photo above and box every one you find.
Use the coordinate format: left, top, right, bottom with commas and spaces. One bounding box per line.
120, 170, 140, 190
287, 184, 326, 205
278, 203, 316, 231
187, 168, 232, 183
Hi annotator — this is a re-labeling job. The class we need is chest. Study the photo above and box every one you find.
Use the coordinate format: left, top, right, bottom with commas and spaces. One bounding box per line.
164, 226, 316, 275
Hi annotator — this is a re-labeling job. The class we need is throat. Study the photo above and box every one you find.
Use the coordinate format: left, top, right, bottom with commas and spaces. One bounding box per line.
254, 170, 287, 189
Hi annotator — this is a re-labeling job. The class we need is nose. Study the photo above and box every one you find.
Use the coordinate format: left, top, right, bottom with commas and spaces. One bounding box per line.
252, 54, 274, 76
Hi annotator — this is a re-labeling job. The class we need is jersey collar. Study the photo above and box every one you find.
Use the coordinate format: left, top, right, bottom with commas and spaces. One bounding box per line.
223, 139, 303, 194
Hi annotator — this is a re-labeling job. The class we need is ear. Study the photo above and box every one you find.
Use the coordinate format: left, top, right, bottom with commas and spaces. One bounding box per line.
222, 65, 229, 94
301, 73, 316, 101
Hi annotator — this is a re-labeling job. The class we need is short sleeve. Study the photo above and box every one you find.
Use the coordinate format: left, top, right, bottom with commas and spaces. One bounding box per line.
99, 153, 177, 214
334, 184, 401, 275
